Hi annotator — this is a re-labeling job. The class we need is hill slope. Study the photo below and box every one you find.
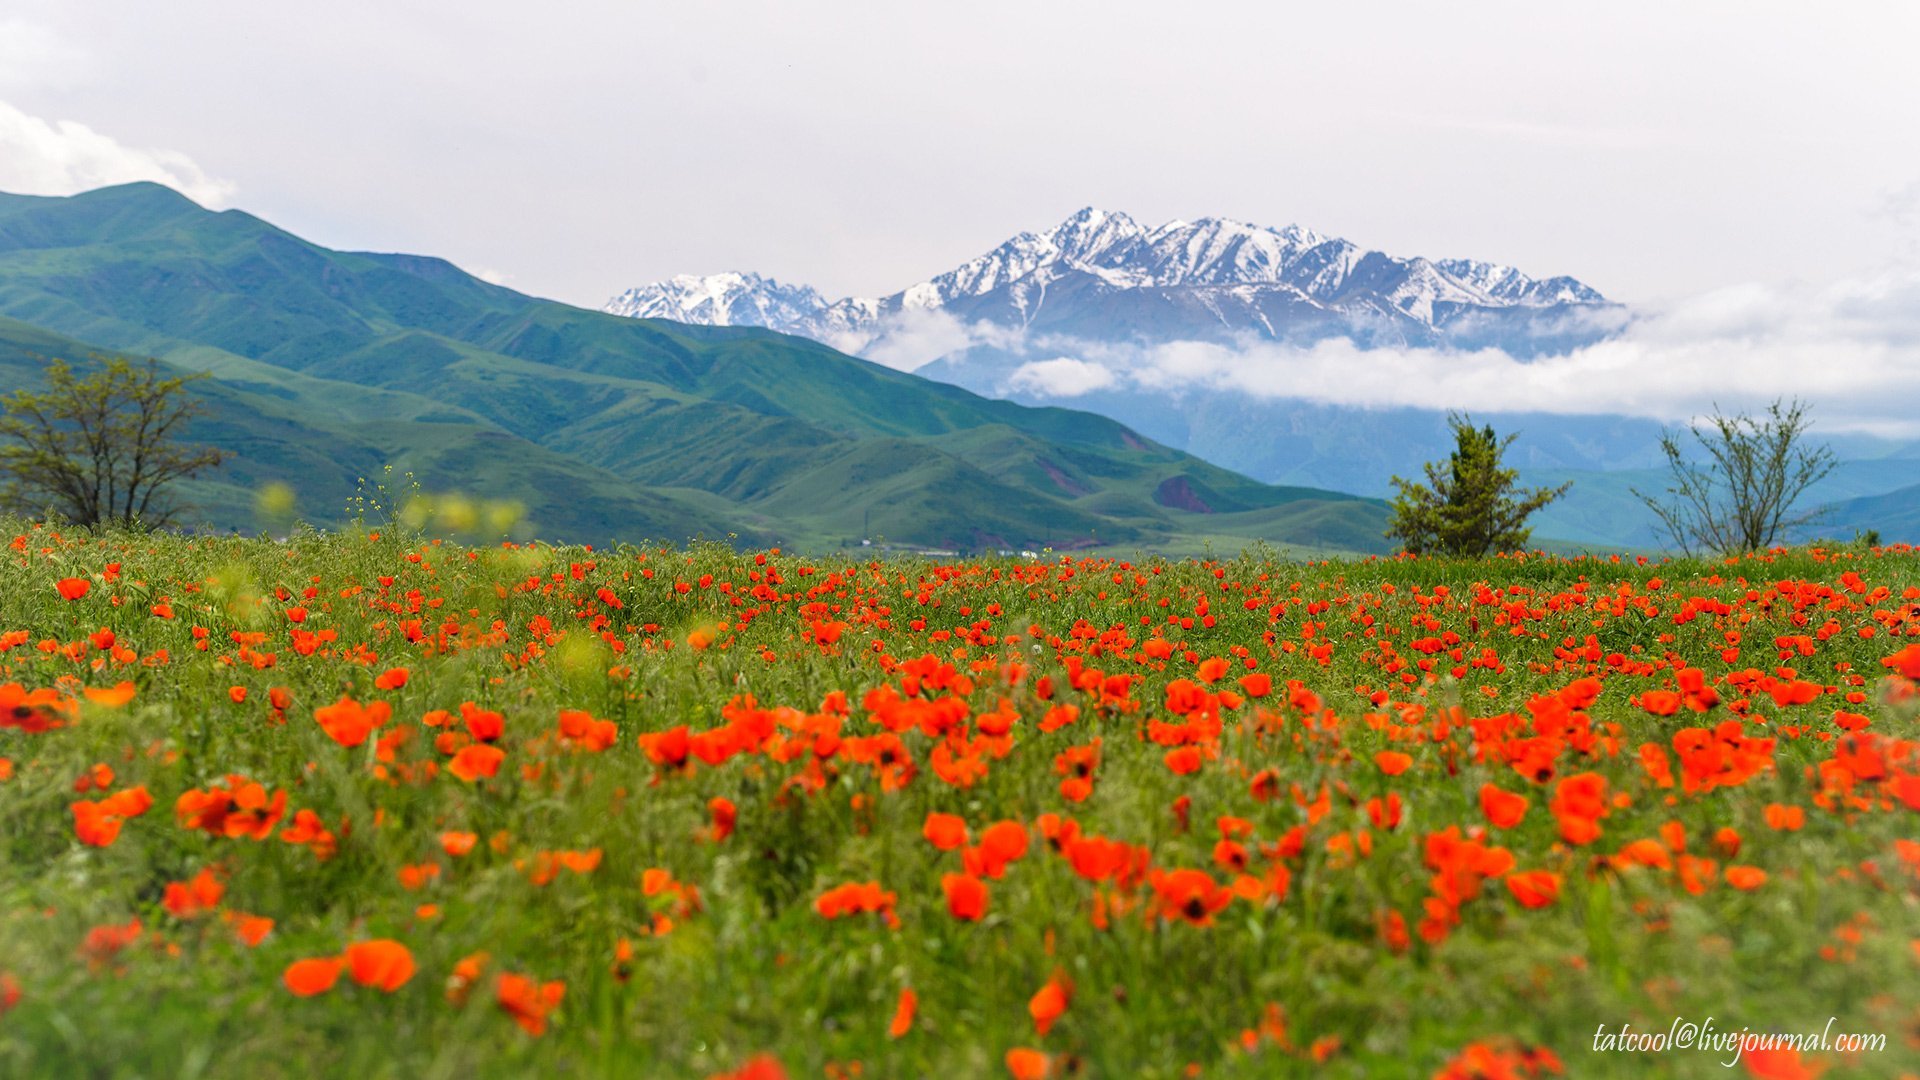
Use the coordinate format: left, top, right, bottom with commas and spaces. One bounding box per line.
0, 184, 1388, 553
0, 316, 768, 543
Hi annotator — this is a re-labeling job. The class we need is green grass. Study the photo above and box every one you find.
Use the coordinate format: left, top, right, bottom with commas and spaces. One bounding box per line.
0, 524, 1916, 1078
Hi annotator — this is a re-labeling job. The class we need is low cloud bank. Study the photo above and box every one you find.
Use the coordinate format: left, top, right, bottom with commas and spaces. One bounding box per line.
848, 267, 1920, 436
1006, 356, 1119, 397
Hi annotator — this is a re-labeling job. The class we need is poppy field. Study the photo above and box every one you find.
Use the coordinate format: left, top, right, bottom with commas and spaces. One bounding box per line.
2, 525, 1918, 1079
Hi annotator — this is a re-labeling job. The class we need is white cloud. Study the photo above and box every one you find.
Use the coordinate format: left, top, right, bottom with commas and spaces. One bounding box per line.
0, 99, 235, 207
851, 307, 1026, 372
959, 265, 1920, 437
1006, 356, 1118, 397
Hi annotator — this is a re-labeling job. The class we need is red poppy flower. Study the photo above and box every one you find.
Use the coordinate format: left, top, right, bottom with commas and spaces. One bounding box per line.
888, 986, 917, 1038
496, 971, 567, 1035
1151, 868, 1233, 926
1479, 784, 1529, 829
344, 939, 415, 992
1005, 1049, 1050, 1080
1028, 972, 1071, 1035
922, 812, 969, 851
162, 868, 225, 919
284, 956, 344, 997
1505, 870, 1561, 909
943, 873, 988, 921
448, 743, 506, 782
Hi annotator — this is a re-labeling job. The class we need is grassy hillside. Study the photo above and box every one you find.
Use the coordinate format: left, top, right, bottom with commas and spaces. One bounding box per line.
0, 317, 773, 545
1519, 459, 1920, 551
0, 184, 1389, 553
1813, 482, 1920, 544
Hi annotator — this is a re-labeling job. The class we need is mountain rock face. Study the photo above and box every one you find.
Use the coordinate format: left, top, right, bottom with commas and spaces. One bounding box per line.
605, 208, 1612, 356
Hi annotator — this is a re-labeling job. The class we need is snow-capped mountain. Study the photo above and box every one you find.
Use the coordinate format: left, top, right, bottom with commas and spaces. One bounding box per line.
604, 208, 1610, 356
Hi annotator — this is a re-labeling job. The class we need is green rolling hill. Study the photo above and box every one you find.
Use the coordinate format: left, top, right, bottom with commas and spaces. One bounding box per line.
0, 183, 1390, 554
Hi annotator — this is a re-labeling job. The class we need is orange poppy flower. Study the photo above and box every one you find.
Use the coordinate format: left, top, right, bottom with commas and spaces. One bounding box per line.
976, 820, 1030, 874
56, 577, 90, 600
814, 881, 899, 928
397, 863, 440, 891
225, 913, 274, 947
71, 786, 153, 847
314, 694, 390, 748
708, 1054, 790, 1080
82, 681, 136, 707
1639, 689, 1681, 716
162, 868, 225, 919
1740, 1046, 1816, 1080
496, 971, 567, 1035
1151, 868, 1233, 926
343, 939, 415, 992
708, 797, 737, 842
888, 986, 917, 1038
640, 725, 692, 768
943, 873, 988, 921
1763, 803, 1804, 831
448, 743, 506, 782
1, 683, 76, 733
1164, 746, 1203, 775
922, 812, 969, 851
557, 709, 618, 752
461, 702, 505, 743
79, 919, 141, 969
1005, 1048, 1051, 1080
1028, 972, 1071, 1036
1882, 643, 1920, 679
445, 951, 490, 1004
1615, 838, 1672, 870
284, 956, 344, 997
1505, 870, 1561, 909
1479, 784, 1529, 829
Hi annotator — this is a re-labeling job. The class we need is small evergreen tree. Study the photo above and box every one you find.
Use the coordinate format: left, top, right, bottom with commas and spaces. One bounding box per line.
1387, 415, 1570, 556
0, 356, 226, 528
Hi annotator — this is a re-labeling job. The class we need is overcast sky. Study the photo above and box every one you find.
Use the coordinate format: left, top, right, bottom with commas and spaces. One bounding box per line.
4, 1, 1919, 310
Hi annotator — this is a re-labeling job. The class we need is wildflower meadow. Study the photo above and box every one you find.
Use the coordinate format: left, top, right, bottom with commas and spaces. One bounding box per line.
1, 524, 1917, 1078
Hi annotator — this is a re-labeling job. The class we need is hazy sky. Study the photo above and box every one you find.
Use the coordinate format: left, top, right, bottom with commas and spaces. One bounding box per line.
2, 2, 1918, 310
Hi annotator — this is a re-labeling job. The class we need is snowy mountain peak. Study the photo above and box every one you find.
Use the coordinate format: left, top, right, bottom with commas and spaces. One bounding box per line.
1046, 207, 1142, 259
604, 271, 828, 327
604, 209, 1611, 359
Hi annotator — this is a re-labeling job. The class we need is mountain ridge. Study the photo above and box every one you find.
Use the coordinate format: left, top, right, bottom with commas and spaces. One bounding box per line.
604, 206, 1611, 355
0, 183, 1391, 555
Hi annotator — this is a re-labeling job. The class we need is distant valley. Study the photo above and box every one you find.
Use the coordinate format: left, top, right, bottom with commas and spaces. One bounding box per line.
606, 209, 1920, 546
